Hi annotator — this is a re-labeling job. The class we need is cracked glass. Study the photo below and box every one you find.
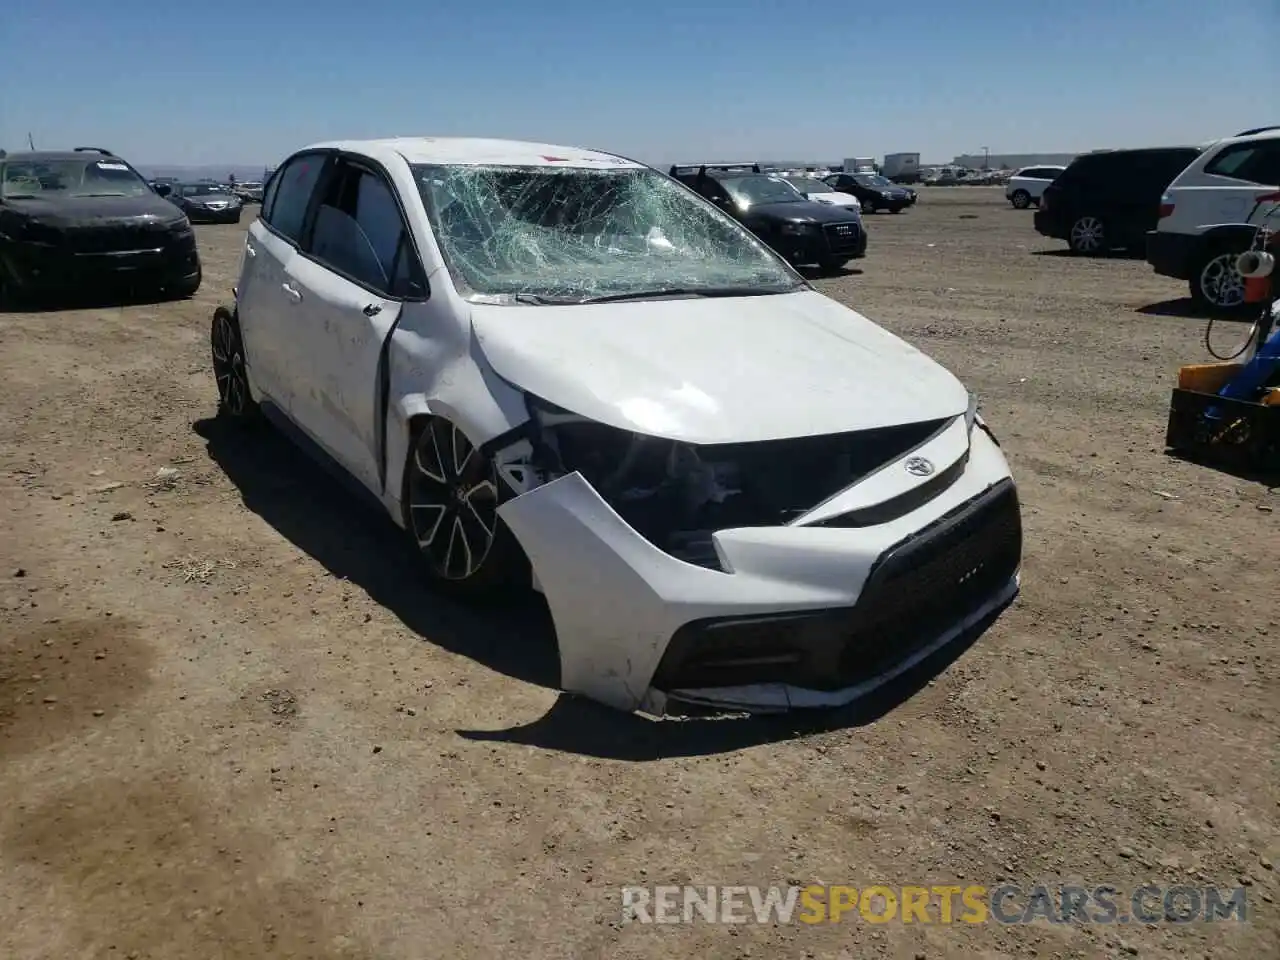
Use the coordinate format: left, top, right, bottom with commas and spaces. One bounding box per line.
412, 164, 802, 303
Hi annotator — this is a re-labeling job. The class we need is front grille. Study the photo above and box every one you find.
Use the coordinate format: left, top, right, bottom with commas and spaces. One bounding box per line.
835, 478, 1021, 684
67, 223, 168, 255
823, 222, 862, 255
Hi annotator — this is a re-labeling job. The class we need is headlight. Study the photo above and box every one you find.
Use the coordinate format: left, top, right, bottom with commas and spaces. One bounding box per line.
779, 222, 816, 236
880, 191, 894, 199
169, 217, 193, 234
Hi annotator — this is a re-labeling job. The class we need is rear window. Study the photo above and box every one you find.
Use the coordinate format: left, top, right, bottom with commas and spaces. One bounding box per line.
1203, 141, 1280, 186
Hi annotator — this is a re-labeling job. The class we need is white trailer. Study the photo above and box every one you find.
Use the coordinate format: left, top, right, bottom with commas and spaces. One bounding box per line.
842, 157, 876, 174
882, 152, 921, 183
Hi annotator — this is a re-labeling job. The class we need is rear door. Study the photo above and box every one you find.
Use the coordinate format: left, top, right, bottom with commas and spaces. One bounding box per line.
237, 150, 330, 409
279, 155, 427, 493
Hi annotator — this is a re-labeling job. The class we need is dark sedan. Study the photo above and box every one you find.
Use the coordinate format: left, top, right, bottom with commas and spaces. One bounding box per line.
161, 182, 243, 224
823, 172, 916, 213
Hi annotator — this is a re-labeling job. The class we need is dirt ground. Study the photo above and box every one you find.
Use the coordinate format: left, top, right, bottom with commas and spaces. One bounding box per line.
1, 188, 1276, 960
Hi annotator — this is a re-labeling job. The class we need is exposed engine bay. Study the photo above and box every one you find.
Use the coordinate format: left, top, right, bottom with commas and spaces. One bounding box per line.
519, 397, 948, 568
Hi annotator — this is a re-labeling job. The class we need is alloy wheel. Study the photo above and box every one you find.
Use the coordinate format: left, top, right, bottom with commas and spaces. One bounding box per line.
1069, 216, 1104, 254
407, 419, 501, 581
1011, 190, 1030, 209
211, 313, 250, 416
1199, 252, 1246, 309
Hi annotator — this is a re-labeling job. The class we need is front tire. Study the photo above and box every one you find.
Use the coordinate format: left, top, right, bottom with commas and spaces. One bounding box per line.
1190, 247, 1247, 311
1068, 215, 1106, 255
211, 307, 259, 424
1010, 189, 1031, 209
402, 417, 526, 598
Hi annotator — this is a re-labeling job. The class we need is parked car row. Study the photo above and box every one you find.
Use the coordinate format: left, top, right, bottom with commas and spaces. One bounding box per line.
1016, 126, 1280, 310
669, 163, 867, 272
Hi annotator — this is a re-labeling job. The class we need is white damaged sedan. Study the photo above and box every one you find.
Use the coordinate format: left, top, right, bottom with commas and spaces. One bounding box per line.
212, 137, 1022, 715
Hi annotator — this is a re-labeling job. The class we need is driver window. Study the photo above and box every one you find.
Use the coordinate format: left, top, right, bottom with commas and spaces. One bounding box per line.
307, 160, 424, 299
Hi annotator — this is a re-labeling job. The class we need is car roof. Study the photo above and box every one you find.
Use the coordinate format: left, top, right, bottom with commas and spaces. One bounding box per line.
1, 150, 110, 163
1076, 145, 1200, 160
300, 137, 645, 169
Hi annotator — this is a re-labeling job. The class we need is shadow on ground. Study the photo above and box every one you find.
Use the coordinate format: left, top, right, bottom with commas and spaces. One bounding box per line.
1136, 297, 1256, 321
0, 287, 194, 315
196, 415, 1002, 760
1029, 248, 1145, 260
799, 266, 864, 280
458, 609, 1000, 761
194, 416, 561, 693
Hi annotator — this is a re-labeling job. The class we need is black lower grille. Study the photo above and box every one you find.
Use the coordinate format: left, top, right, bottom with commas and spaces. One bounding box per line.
68, 223, 168, 254
650, 479, 1022, 693
823, 222, 862, 255
835, 478, 1021, 684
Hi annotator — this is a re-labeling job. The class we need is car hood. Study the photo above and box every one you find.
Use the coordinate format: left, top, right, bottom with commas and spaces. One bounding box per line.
2, 193, 186, 227
470, 289, 969, 444
743, 200, 862, 223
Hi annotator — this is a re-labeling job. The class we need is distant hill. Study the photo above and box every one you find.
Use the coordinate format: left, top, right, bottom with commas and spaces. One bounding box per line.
138, 164, 274, 182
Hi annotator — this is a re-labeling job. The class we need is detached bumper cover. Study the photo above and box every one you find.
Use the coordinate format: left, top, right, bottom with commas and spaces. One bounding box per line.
498, 429, 1020, 714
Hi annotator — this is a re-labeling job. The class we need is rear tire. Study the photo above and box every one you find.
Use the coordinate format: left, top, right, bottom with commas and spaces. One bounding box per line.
1068, 215, 1106, 255
211, 307, 260, 425
1190, 246, 1248, 312
402, 417, 528, 599
1010, 189, 1031, 209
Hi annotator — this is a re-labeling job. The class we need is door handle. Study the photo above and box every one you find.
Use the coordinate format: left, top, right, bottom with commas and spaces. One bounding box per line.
282, 282, 302, 302
362, 303, 382, 317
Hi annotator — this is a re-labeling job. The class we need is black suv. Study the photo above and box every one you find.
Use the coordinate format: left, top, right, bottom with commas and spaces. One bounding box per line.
0, 147, 201, 302
1033, 146, 1202, 255
669, 163, 867, 270
823, 172, 917, 213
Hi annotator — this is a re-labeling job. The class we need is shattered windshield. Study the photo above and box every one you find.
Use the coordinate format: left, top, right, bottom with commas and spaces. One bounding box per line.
720, 175, 805, 207
413, 164, 802, 302
0, 158, 151, 199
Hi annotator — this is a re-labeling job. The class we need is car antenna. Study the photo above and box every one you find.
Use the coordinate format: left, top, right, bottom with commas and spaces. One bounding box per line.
27, 132, 35, 150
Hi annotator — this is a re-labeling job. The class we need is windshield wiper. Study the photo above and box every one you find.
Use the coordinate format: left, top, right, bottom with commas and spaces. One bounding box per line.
2, 194, 38, 200
78, 192, 129, 198
577, 286, 795, 304
511, 292, 583, 305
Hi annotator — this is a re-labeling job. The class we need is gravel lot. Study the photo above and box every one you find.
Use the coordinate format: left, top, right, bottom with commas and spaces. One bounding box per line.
1, 188, 1276, 960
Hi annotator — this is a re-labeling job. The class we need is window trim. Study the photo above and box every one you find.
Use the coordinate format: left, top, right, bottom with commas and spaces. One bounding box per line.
1204, 141, 1280, 185
260, 149, 334, 248
296, 152, 429, 303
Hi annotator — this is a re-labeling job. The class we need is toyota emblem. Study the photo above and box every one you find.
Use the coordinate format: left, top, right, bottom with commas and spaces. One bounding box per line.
904, 456, 935, 477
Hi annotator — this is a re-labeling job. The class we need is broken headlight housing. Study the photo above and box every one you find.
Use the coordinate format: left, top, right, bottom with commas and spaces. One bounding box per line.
524, 393, 956, 567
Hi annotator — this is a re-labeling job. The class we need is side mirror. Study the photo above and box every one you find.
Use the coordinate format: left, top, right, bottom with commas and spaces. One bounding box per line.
153, 183, 172, 197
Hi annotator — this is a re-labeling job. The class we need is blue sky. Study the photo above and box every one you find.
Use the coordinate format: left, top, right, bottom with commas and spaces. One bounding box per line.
2, 0, 1274, 167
